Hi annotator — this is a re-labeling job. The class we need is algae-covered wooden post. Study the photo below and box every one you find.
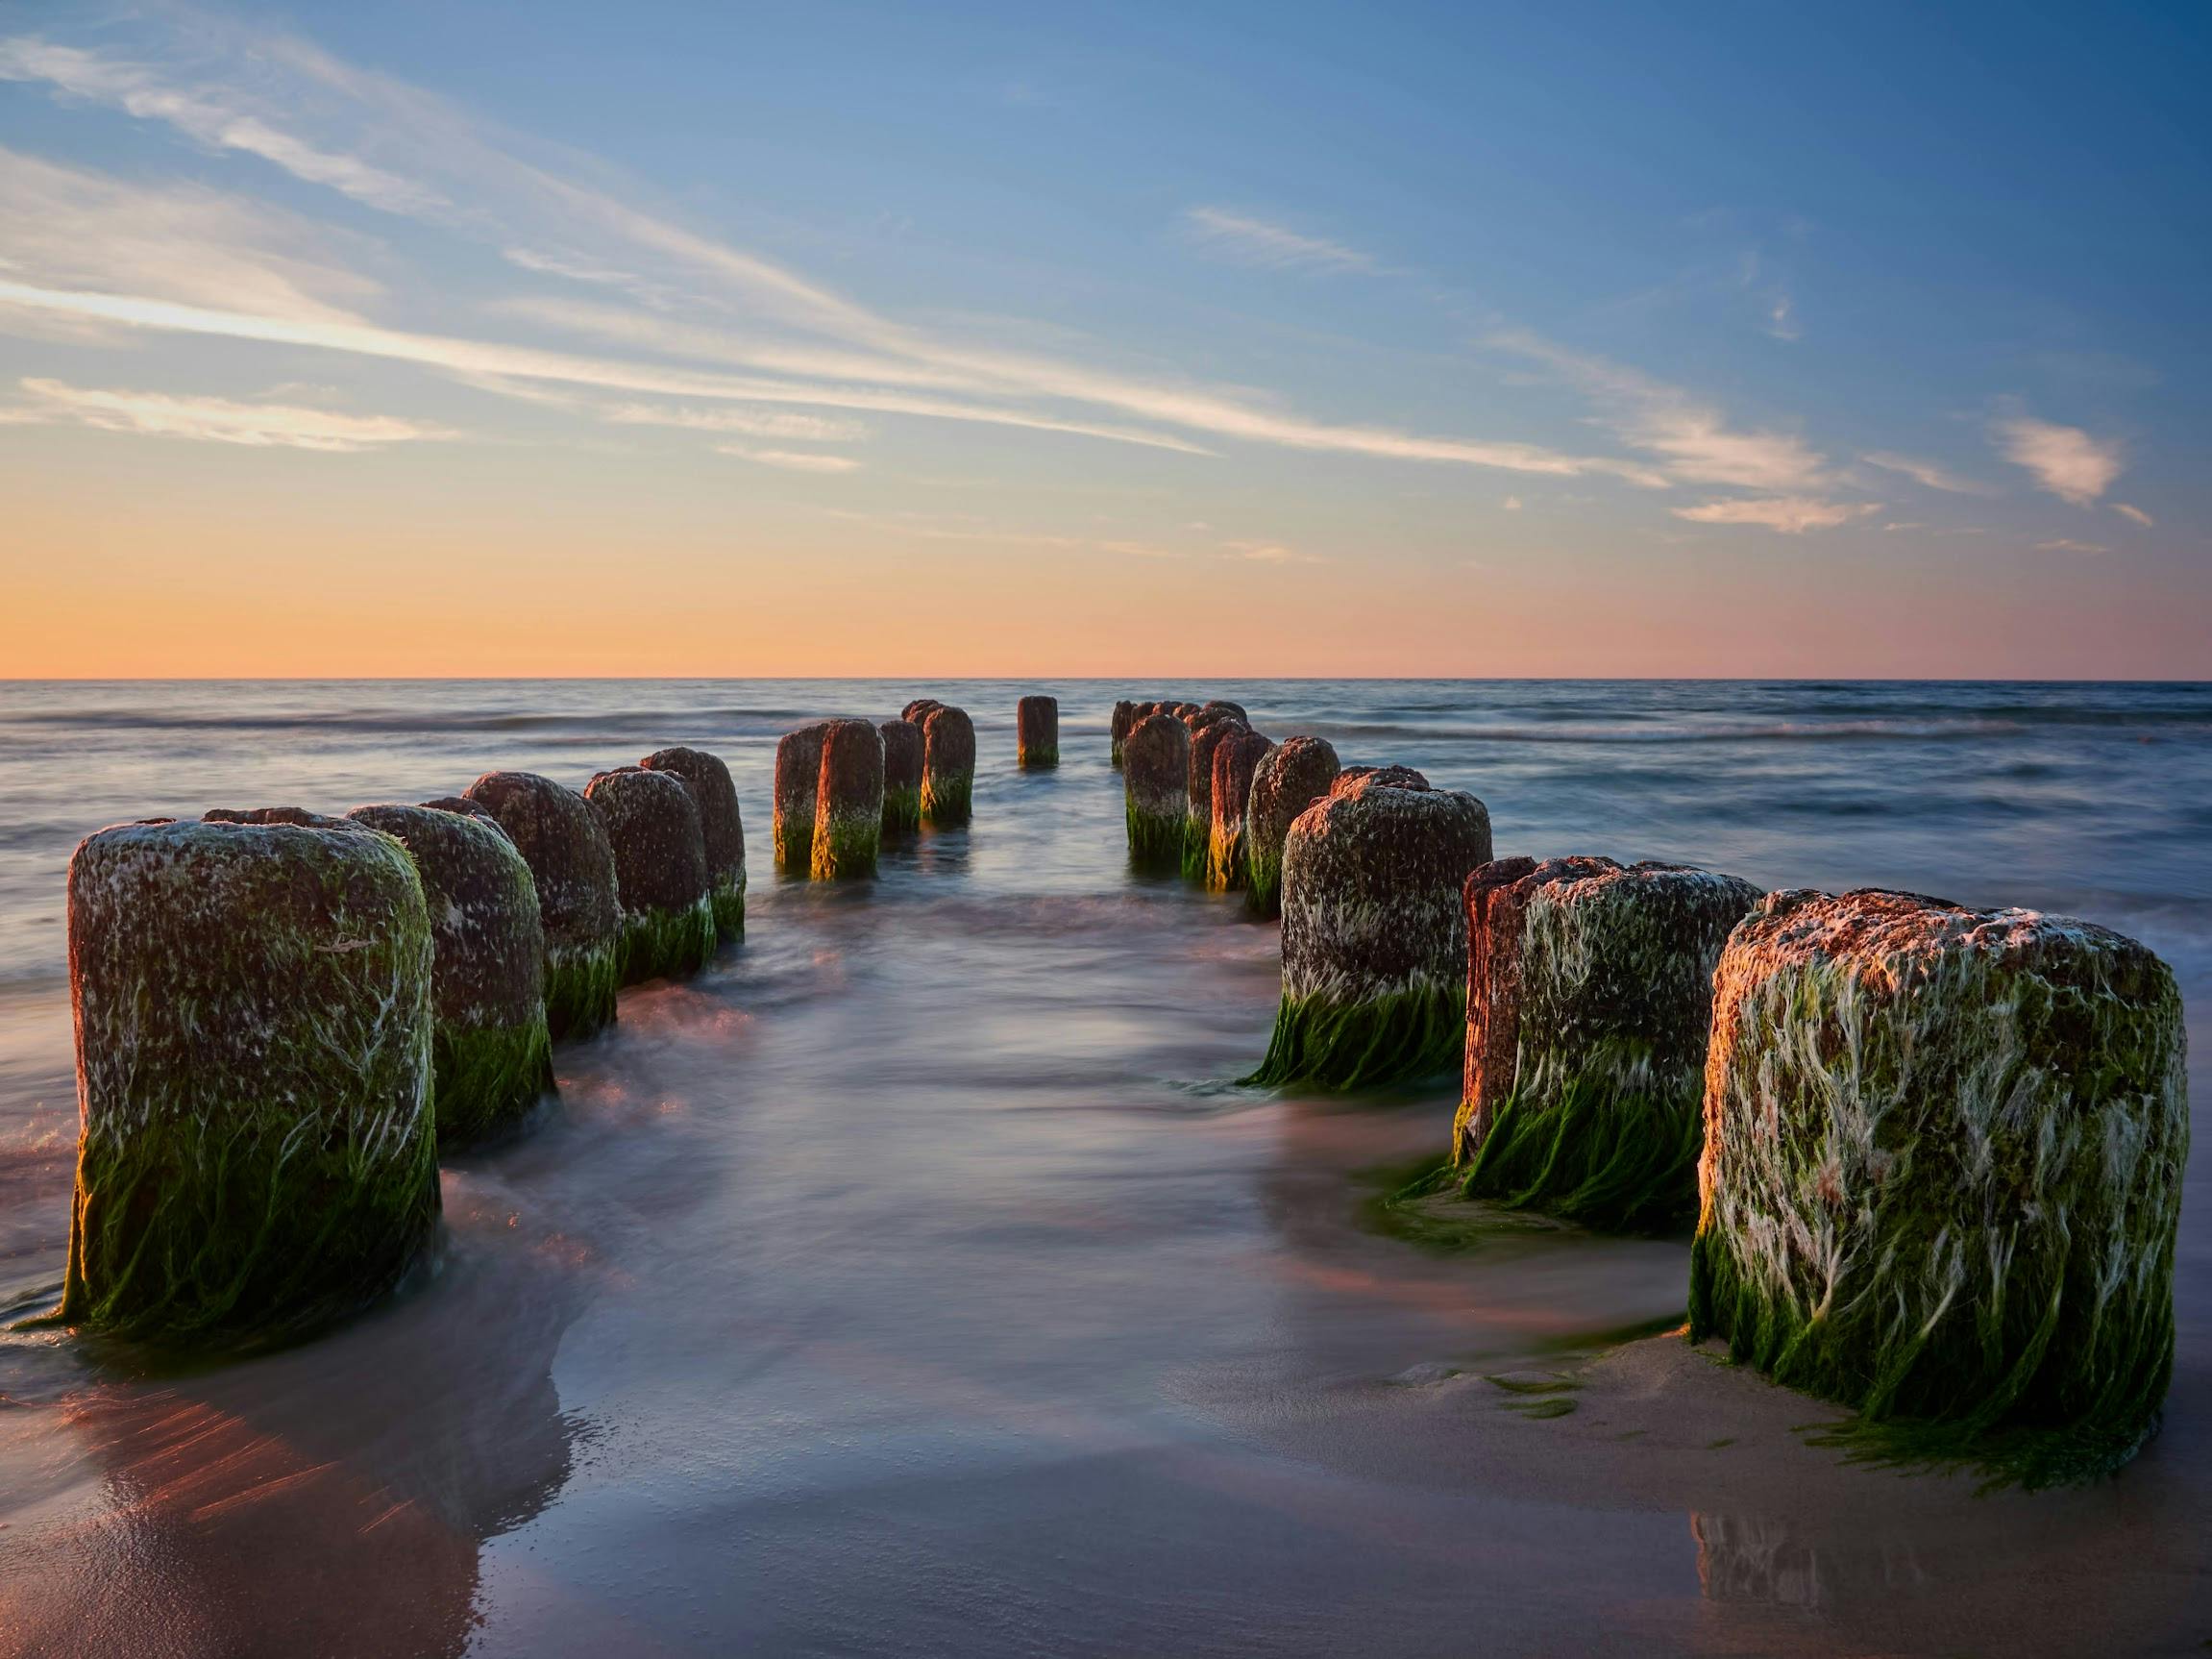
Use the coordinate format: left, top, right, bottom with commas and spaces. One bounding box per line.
1017, 695, 1059, 770
1243, 734, 1339, 918
774, 722, 830, 871
1453, 855, 1759, 1230
640, 746, 747, 937
1121, 711, 1191, 865
1183, 717, 1250, 879
1109, 700, 1140, 768
1245, 770, 1492, 1089
813, 719, 885, 879
919, 704, 976, 827
584, 766, 717, 984
349, 803, 554, 1148
1205, 728, 1275, 892
1689, 887, 2189, 1487
463, 771, 622, 1040
55, 816, 439, 1340
879, 718, 923, 834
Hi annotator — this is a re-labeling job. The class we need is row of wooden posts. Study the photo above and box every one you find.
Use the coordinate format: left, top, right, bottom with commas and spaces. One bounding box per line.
38, 689, 2190, 1482
45, 696, 1063, 1343
1110, 694, 2188, 1483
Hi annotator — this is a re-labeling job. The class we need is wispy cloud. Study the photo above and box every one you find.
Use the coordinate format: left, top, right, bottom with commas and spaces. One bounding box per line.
2113, 502, 2155, 529
1221, 539, 1323, 564
0, 38, 447, 216
1673, 497, 1879, 533
8, 376, 450, 450
1861, 451, 1990, 495
602, 402, 868, 442
1487, 331, 1822, 491
0, 23, 1665, 483
0, 146, 380, 325
716, 444, 860, 473
1994, 415, 2124, 506
1183, 207, 1376, 273
2036, 538, 2111, 555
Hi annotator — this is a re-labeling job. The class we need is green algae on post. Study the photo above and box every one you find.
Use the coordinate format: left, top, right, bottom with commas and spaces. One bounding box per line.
1183, 716, 1251, 879
585, 766, 716, 984
1688, 887, 2189, 1488
919, 704, 976, 827
879, 718, 923, 834
1244, 768, 1491, 1089
774, 722, 830, 871
349, 803, 555, 1148
1243, 734, 1339, 918
640, 746, 747, 937
1017, 694, 1059, 770
812, 718, 885, 879
1206, 727, 1275, 892
1121, 710, 1191, 865
56, 816, 439, 1341
1455, 855, 1760, 1232
464, 770, 622, 1041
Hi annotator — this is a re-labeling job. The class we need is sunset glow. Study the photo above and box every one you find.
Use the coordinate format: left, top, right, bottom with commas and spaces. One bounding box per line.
1, 6, 2203, 677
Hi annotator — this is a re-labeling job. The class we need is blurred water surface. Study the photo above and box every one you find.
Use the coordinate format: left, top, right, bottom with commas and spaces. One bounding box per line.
0, 680, 2204, 1657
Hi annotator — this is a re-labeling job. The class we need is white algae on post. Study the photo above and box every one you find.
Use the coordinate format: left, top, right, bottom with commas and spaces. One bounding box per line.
813, 719, 885, 879
1688, 887, 2189, 1487
1018, 695, 1060, 770
1243, 734, 1339, 918
584, 766, 717, 984
55, 816, 439, 1341
774, 723, 830, 871
463, 771, 622, 1041
919, 704, 976, 828
1122, 711, 1192, 865
879, 719, 923, 834
640, 746, 747, 937
1206, 727, 1275, 893
349, 803, 555, 1148
1454, 855, 1760, 1231
1246, 770, 1492, 1089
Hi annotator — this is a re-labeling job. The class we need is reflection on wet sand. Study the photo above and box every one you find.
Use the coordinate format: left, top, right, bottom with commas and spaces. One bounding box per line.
1692, 1511, 1929, 1613
0, 1174, 588, 1659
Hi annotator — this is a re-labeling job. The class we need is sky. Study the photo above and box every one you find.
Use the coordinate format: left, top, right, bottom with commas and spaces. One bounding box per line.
0, 1, 2205, 678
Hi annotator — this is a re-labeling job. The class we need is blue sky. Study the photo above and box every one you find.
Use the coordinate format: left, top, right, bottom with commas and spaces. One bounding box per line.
0, 1, 2205, 675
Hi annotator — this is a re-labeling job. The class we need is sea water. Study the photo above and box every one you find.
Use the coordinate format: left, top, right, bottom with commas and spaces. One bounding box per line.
0, 680, 2204, 1656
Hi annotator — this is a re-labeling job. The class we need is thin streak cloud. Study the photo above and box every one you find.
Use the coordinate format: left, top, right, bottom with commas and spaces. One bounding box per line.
9, 376, 450, 450
1184, 207, 1377, 273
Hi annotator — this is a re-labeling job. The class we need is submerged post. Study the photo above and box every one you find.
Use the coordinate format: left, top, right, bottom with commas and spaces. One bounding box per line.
584, 767, 717, 984
640, 746, 747, 937
1453, 856, 1759, 1231
813, 719, 886, 879
1689, 888, 2188, 1486
1243, 735, 1339, 917
349, 803, 555, 1148
774, 723, 830, 871
880, 718, 924, 834
919, 704, 976, 827
464, 771, 622, 1040
55, 816, 439, 1340
1121, 711, 1191, 865
1245, 770, 1492, 1089
1206, 728, 1275, 892
1017, 695, 1060, 770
